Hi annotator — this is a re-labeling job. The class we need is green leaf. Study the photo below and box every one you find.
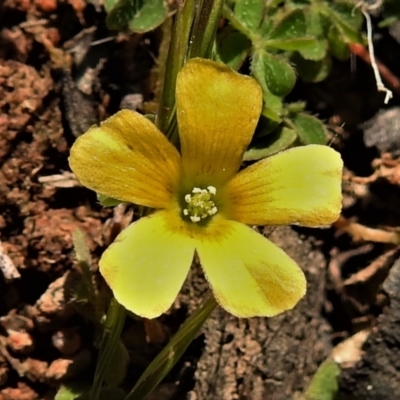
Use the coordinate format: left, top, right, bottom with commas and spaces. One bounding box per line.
97, 193, 122, 207
258, 17, 273, 37
104, 340, 129, 387
378, 16, 398, 28
331, 2, 363, 31
298, 38, 326, 60
55, 382, 88, 400
106, 0, 168, 33
305, 6, 324, 37
215, 27, 251, 70
289, 113, 327, 145
262, 94, 283, 122
124, 297, 217, 400
323, 2, 363, 44
91, 299, 126, 400
243, 127, 297, 161
291, 53, 332, 82
327, 25, 350, 60
252, 50, 296, 97
286, 102, 306, 113
252, 115, 281, 140
234, 0, 265, 32
266, 37, 319, 52
266, 7, 326, 60
303, 359, 340, 400
268, 9, 308, 41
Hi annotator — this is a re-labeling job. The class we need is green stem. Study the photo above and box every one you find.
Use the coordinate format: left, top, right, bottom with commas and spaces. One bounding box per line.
156, 0, 195, 144
189, 0, 224, 59
156, 0, 224, 145
91, 298, 126, 400
123, 296, 217, 400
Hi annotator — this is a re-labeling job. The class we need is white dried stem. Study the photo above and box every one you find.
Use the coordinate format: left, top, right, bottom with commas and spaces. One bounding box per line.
357, 1, 393, 103
0, 240, 20, 281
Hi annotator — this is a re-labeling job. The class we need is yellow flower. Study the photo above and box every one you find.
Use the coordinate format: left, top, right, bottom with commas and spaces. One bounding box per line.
69, 58, 343, 319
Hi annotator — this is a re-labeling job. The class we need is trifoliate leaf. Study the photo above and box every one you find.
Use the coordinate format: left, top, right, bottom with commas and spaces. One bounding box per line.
290, 113, 328, 145
323, 1, 363, 44
268, 9, 308, 41
252, 50, 296, 97
291, 53, 332, 82
327, 25, 350, 60
234, 0, 265, 32
243, 127, 297, 161
216, 27, 251, 70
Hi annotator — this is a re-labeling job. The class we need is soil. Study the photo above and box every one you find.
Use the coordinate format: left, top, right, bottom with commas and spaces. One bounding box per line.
1, 1, 400, 400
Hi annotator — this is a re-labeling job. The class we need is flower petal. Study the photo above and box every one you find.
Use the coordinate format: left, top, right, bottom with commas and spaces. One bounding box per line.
227, 145, 343, 226
176, 58, 262, 183
69, 110, 182, 209
99, 211, 195, 318
196, 220, 306, 317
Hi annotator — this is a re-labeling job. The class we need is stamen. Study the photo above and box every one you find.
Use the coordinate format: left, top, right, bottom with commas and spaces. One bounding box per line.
207, 186, 217, 195
183, 186, 218, 223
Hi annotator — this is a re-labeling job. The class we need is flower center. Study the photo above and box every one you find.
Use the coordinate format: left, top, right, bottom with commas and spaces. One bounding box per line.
183, 186, 218, 223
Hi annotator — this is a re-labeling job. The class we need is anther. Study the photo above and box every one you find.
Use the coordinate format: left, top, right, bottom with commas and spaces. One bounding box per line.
207, 186, 217, 195
183, 186, 218, 223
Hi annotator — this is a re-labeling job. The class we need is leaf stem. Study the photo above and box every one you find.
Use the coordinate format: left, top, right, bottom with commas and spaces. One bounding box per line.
156, 0, 195, 144
123, 296, 217, 400
91, 298, 126, 400
189, 0, 224, 59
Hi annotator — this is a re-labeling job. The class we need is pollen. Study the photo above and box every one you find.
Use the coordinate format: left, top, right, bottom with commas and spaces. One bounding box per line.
183, 186, 218, 223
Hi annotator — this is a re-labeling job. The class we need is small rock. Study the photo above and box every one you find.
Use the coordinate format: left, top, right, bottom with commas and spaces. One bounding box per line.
52, 328, 81, 356
120, 93, 143, 111
362, 107, 400, 156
